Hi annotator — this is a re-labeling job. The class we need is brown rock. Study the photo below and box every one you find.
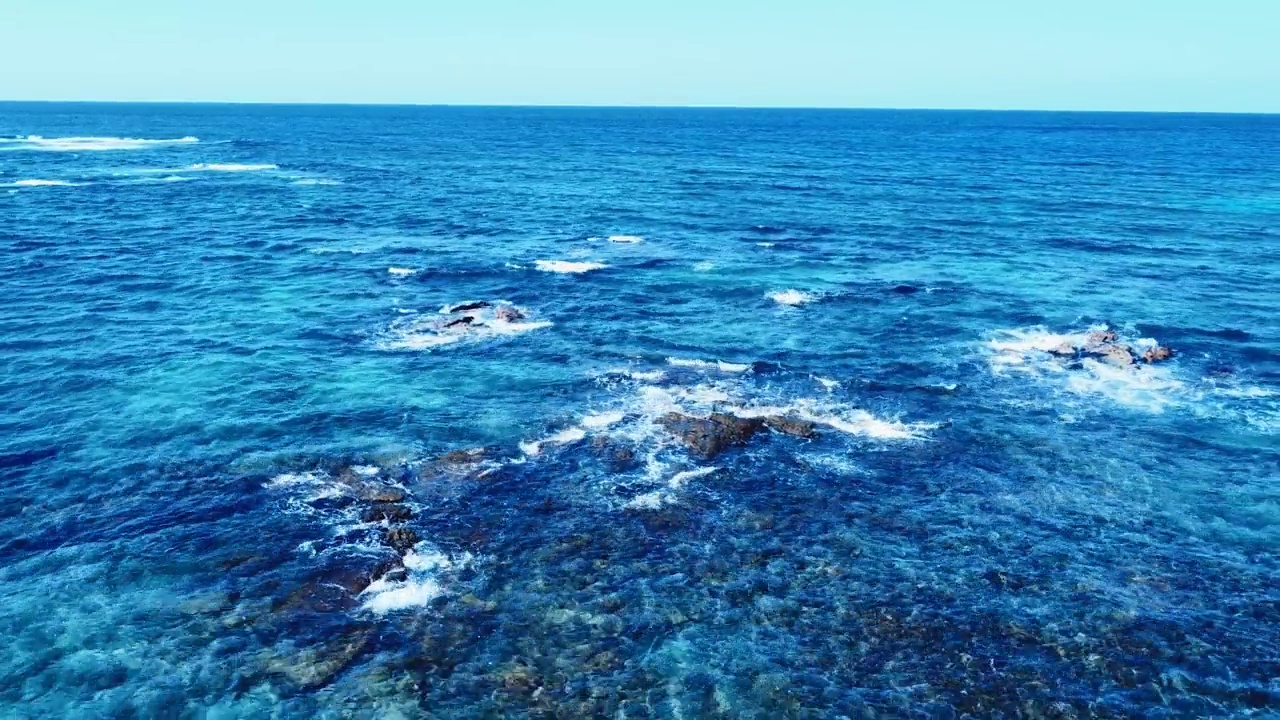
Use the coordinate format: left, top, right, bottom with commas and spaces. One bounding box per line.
438, 449, 486, 466
362, 503, 413, 523
658, 412, 764, 458
1143, 346, 1173, 363
384, 527, 419, 554
1098, 344, 1135, 367
1086, 330, 1118, 348
361, 485, 406, 503
763, 415, 818, 439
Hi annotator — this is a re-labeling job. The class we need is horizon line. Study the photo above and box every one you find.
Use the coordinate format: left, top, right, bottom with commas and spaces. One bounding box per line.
0, 99, 1276, 116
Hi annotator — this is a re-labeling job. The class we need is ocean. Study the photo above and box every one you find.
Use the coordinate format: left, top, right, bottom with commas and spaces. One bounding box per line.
1, 103, 1277, 717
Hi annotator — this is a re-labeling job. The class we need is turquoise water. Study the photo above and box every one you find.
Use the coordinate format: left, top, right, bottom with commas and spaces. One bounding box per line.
1, 104, 1277, 717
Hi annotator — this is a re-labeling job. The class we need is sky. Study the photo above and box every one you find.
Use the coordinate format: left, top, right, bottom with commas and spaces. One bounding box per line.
2, 0, 1278, 112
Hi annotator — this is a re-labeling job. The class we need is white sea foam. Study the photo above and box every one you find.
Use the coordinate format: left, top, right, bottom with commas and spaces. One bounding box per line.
582, 411, 626, 429
986, 326, 1193, 414
727, 402, 934, 440
292, 178, 342, 186
608, 235, 644, 244
520, 427, 588, 457
756, 242, 776, 248
0, 135, 199, 152
187, 163, 278, 172
624, 466, 720, 510
362, 577, 444, 613
667, 357, 751, 373
534, 259, 607, 274
351, 465, 380, 477
692, 261, 716, 272
388, 267, 416, 277
814, 376, 841, 390
4, 178, 79, 187
767, 289, 816, 306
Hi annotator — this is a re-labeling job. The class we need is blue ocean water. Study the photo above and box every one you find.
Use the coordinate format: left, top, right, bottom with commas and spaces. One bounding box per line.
1, 103, 1278, 718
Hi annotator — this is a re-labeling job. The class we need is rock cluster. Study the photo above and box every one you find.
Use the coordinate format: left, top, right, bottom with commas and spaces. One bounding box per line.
1049, 330, 1174, 368
657, 412, 818, 459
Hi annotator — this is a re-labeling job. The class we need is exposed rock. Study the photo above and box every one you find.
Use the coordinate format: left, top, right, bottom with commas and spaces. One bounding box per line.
495, 305, 525, 322
1084, 330, 1118, 350
657, 412, 764, 458
1143, 346, 1174, 363
763, 416, 818, 439
384, 527, 420, 554
448, 301, 490, 314
362, 503, 413, 523
1097, 344, 1135, 367
361, 485, 406, 503
1048, 342, 1077, 357
443, 316, 474, 329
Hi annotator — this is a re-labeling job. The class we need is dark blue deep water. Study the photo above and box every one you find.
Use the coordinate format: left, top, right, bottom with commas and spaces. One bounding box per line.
1, 104, 1278, 718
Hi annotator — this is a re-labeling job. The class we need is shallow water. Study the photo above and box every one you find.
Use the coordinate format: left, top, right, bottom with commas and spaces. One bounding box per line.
1, 104, 1278, 717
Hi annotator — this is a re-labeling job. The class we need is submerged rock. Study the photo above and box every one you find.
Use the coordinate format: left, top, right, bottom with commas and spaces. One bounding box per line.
658, 412, 764, 458
264, 631, 372, 690
1143, 346, 1174, 363
763, 415, 818, 439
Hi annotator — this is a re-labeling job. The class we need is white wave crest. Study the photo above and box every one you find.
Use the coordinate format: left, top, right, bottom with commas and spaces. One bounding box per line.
534, 260, 608, 274
4, 179, 79, 187
768, 289, 816, 306
388, 267, 416, 277
608, 235, 644, 244
0, 135, 199, 152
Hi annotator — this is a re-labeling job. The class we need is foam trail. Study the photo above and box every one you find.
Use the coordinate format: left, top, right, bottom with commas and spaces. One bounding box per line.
667, 357, 751, 373
187, 163, 278, 172
0, 135, 199, 152
608, 235, 644, 244
534, 260, 607, 274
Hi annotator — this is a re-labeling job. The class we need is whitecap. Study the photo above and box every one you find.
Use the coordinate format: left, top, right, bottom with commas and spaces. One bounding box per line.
768, 289, 815, 306
292, 178, 342, 186
0, 135, 199, 152
728, 402, 933, 440
813, 376, 840, 390
756, 242, 776, 248
534, 259, 607, 274
624, 466, 720, 510
692, 261, 716, 272
388, 267, 416, 277
4, 179, 80, 187
376, 302, 550, 352
520, 426, 588, 457
666, 357, 751, 373
187, 163, 277, 172
608, 235, 644, 244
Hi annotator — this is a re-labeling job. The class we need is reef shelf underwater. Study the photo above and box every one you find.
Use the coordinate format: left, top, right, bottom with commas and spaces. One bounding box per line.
1, 106, 1277, 717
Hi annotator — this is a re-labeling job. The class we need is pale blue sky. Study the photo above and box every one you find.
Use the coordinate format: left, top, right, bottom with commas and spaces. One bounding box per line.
3, 0, 1277, 111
